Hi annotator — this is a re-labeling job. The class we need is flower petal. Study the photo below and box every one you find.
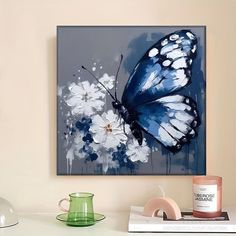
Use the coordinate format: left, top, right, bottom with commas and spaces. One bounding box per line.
103, 134, 120, 149
93, 131, 106, 144
126, 138, 150, 163
81, 81, 90, 91
69, 84, 84, 95
92, 114, 106, 127
106, 110, 118, 123
83, 105, 94, 116
66, 96, 81, 106
114, 132, 128, 143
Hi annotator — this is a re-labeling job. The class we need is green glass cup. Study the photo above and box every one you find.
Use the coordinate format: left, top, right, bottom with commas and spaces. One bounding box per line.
58, 192, 95, 226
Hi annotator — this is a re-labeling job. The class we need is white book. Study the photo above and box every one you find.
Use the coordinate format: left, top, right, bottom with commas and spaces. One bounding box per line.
128, 206, 236, 233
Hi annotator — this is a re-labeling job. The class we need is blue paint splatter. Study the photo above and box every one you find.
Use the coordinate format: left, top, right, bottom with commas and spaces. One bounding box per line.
75, 117, 92, 133
112, 144, 135, 170
82, 133, 93, 144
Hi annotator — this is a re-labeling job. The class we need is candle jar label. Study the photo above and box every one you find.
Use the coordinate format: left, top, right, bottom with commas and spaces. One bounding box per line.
193, 184, 217, 212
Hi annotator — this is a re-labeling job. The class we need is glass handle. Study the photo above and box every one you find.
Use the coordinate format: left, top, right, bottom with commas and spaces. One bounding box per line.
58, 198, 70, 212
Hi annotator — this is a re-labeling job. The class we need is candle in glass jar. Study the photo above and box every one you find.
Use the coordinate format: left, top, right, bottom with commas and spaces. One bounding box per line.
193, 176, 222, 218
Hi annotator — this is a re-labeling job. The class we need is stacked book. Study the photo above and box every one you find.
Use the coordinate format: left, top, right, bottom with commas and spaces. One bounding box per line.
128, 206, 236, 233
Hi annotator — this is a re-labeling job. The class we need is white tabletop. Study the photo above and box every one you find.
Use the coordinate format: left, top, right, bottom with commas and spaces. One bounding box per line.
0, 212, 236, 236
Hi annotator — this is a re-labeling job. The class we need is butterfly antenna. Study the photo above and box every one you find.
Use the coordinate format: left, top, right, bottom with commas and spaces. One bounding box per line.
114, 54, 123, 100
81, 65, 116, 101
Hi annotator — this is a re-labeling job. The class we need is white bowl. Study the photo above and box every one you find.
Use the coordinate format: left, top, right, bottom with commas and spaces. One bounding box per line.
0, 197, 18, 228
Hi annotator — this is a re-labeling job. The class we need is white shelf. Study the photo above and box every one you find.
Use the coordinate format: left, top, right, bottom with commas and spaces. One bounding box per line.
1, 212, 236, 236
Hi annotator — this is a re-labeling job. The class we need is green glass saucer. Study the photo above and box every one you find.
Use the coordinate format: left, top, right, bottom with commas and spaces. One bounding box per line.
56, 213, 105, 227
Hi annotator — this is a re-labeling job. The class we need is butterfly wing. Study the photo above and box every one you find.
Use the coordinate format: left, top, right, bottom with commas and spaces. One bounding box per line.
135, 95, 200, 152
121, 30, 197, 109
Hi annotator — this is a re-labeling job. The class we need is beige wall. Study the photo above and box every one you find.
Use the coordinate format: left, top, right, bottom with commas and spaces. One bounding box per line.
0, 0, 235, 213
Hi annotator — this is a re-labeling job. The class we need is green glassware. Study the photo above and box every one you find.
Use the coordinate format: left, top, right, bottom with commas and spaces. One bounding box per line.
58, 192, 95, 226
56, 213, 105, 226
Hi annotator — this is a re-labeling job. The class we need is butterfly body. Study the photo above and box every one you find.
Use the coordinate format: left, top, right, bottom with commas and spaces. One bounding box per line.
112, 100, 143, 145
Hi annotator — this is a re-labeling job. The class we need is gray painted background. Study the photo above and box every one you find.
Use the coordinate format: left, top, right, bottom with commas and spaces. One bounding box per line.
57, 26, 206, 175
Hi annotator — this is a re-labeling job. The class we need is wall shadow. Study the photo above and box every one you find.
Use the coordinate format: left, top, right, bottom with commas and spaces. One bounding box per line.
47, 36, 57, 177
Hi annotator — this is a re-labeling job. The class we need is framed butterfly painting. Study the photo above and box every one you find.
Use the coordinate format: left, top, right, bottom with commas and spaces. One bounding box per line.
57, 26, 206, 175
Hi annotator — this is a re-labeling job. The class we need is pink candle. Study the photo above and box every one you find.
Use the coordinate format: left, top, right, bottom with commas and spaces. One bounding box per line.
193, 176, 222, 218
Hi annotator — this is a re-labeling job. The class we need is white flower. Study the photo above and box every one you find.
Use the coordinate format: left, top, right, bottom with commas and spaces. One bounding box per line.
98, 73, 115, 90
66, 81, 105, 116
90, 110, 129, 149
126, 138, 150, 163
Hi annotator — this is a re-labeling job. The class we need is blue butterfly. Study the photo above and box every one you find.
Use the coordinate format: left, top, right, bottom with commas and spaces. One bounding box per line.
82, 30, 200, 152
